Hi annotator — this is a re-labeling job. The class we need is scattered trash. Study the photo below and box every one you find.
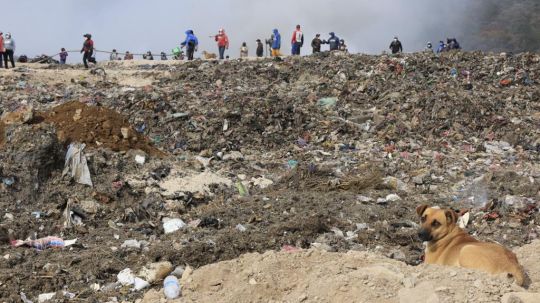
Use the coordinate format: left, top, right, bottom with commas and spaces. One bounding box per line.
236, 181, 249, 196
63, 143, 93, 187
458, 212, 470, 229
11, 236, 76, 250
163, 275, 181, 299
317, 97, 338, 109
135, 155, 146, 165
2, 177, 15, 186
236, 224, 247, 232
287, 160, 299, 169
117, 268, 150, 291
163, 218, 187, 234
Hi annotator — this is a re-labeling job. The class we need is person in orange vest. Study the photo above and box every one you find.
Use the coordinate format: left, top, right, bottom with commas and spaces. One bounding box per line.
215, 28, 229, 60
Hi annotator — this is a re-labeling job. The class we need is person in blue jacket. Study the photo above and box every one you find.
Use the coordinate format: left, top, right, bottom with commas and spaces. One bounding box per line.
324, 32, 340, 51
271, 29, 281, 57
436, 41, 446, 54
181, 30, 199, 60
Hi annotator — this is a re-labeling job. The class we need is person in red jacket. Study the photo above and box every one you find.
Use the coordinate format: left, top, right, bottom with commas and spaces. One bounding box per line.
0, 32, 5, 68
215, 28, 229, 60
291, 25, 304, 56
81, 33, 94, 68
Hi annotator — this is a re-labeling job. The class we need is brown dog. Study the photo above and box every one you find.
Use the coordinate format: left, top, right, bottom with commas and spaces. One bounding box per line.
201, 51, 217, 60
416, 205, 525, 285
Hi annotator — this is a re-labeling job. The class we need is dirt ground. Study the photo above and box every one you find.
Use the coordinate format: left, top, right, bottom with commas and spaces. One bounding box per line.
0, 52, 539, 302
141, 240, 540, 303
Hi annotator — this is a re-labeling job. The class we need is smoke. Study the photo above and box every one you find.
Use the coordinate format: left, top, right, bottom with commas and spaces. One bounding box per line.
6, 0, 476, 62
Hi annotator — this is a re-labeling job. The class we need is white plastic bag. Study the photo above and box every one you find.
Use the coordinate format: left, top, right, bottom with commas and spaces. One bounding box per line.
63, 143, 93, 187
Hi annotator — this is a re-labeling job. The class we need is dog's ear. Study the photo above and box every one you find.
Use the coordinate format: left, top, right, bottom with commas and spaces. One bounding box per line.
416, 205, 428, 217
445, 209, 458, 224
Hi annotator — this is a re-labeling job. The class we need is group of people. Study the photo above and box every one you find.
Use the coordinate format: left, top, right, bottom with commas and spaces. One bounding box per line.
266, 27, 348, 57
425, 38, 461, 54
63, 30, 460, 68
0, 31, 16, 69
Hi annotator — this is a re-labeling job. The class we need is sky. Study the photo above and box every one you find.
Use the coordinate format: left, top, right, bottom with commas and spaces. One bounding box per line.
4, 0, 474, 62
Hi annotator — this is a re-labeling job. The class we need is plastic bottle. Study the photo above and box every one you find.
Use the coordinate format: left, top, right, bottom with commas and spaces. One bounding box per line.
163, 275, 180, 299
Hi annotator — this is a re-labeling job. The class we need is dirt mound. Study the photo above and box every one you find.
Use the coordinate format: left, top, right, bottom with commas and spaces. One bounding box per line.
39, 101, 162, 156
141, 241, 540, 303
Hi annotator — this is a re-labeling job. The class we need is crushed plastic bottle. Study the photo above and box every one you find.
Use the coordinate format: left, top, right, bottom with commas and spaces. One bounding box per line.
163, 275, 181, 299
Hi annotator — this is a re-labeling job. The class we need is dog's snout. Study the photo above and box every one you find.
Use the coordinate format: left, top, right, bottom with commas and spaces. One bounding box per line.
418, 229, 432, 242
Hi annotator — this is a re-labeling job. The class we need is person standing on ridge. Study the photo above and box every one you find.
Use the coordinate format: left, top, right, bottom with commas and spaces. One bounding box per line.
81, 34, 94, 68
325, 32, 340, 51
339, 39, 348, 53
271, 29, 281, 57
436, 41, 446, 54
181, 30, 198, 61
161, 52, 168, 60
311, 34, 322, 54
389, 36, 403, 54
240, 42, 248, 58
291, 25, 304, 56
0, 32, 5, 68
60, 48, 68, 64
215, 28, 229, 60
256, 39, 264, 57
124, 51, 134, 60
110, 49, 119, 61
3, 33, 16, 68
425, 42, 433, 53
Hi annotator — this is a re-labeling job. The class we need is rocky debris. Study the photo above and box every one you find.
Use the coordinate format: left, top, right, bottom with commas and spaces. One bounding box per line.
0, 51, 539, 302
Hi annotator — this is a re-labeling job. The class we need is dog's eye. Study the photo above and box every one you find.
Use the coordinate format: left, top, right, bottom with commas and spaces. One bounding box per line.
421, 216, 426, 223
431, 220, 441, 228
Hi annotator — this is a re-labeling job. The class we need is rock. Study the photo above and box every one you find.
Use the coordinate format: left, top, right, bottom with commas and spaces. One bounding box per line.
501, 292, 540, 303
385, 194, 402, 202
121, 239, 142, 250
138, 261, 173, 283
79, 199, 100, 214
399, 282, 439, 303
1, 105, 34, 125
222, 151, 244, 161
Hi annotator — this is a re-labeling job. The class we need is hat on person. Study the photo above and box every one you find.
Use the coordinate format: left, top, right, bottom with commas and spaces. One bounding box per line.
256, 39, 261, 42
316, 34, 320, 37
83, 33, 92, 38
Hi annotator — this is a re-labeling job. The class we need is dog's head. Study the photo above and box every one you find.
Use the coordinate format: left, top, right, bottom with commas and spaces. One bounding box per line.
416, 205, 458, 242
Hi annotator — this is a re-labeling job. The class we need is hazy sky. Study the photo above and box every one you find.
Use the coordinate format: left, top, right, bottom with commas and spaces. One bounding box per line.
5, 0, 473, 62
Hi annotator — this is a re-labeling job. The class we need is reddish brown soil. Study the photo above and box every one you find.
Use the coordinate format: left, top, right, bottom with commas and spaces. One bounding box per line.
38, 101, 162, 156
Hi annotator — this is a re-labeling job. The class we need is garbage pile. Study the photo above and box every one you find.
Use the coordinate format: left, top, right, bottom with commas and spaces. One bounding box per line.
0, 51, 539, 302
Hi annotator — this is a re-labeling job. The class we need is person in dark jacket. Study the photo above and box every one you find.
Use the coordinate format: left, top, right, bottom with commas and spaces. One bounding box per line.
389, 37, 403, 54
447, 38, 461, 50
59, 48, 68, 64
325, 32, 340, 51
311, 34, 322, 53
161, 52, 168, 60
81, 34, 94, 68
181, 30, 199, 60
256, 39, 264, 57
143, 51, 154, 60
